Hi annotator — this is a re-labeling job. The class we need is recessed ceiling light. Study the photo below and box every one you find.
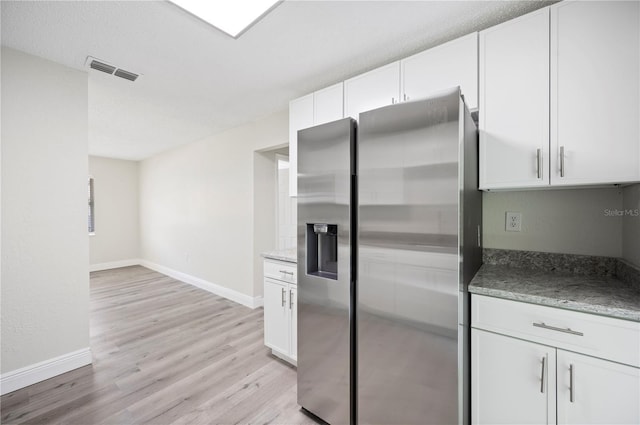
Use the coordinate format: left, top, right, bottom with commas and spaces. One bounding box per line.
170, 0, 281, 38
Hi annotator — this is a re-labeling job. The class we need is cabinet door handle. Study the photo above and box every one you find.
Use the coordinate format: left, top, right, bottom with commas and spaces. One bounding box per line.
536, 148, 542, 179
569, 364, 575, 403
289, 289, 294, 309
533, 321, 583, 336
403, 93, 408, 102
540, 356, 546, 393
281, 288, 286, 307
391, 97, 396, 104
560, 146, 565, 177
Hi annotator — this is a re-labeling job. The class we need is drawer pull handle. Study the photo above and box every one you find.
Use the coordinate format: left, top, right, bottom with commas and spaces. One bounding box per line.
532, 322, 583, 336
279, 270, 294, 275
540, 356, 546, 394
569, 364, 575, 403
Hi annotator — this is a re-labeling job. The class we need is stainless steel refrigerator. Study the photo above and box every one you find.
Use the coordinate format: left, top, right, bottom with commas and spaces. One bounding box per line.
297, 87, 482, 425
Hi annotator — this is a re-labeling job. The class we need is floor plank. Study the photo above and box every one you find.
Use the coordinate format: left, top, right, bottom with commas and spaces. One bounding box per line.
1, 266, 313, 425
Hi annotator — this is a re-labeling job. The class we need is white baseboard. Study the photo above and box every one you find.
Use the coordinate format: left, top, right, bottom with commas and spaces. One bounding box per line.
89, 258, 142, 272
140, 260, 263, 309
0, 348, 92, 396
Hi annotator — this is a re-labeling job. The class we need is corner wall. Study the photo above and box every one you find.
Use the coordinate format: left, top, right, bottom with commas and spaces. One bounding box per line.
1, 48, 90, 392
622, 184, 640, 267
139, 110, 288, 307
89, 156, 140, 270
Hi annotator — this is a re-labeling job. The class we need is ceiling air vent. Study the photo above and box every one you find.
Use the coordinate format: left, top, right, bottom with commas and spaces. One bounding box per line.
113, 69, 139, 82
90, 60, 116, 75
85, 56, 141, 82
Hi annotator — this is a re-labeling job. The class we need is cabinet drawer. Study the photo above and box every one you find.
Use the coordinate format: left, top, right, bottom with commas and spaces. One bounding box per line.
264, 259, 297, 284
472, 295, 640, 367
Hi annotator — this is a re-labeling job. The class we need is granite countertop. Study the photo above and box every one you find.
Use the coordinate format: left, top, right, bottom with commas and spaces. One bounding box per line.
469, 264, 640, 322
261, 249, 297, 263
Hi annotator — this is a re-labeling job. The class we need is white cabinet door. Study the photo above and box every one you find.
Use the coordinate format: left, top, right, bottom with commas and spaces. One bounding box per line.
472, 329, 556, 425
550, 1, 640, 186
289, 286, 297, 360
479, 8, 550, 190
344, 61, 400, 120
263, 278, 289, 356
314, 82, 344, 125
402, 33, 478, 109
289, 93, 314, 197
557, 350, 640, 425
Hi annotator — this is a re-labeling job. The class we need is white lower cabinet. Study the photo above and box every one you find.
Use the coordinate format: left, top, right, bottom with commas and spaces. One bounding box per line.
556, 350, 640, 425
289, 286, 297, 360
263, 259, 297, 364
264, 278, 290, 356
472, 295, 640, 425
472, 329, 556, 425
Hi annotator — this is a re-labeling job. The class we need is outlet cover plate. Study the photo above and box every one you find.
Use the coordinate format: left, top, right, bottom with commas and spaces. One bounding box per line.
506, 212, 522, 232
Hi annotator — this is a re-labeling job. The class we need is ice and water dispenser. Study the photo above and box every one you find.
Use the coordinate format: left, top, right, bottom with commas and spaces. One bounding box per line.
306, 223, 338, 280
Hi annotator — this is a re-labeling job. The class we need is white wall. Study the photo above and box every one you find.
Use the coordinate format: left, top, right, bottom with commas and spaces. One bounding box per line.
89, 156, 140, 269
253, 150, 278, 297
277, 159, 297, 250
622, 184, 640, 267
139, 110, 288, 305
1, 48, 90, 384
483, 187, 624, 257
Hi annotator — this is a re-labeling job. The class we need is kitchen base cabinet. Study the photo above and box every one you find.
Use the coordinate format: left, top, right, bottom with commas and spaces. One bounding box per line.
471, 295, 640, 425
472, 329, 556, 425
557, 351, 640, 425
289, 286, 297, 360
263, 259, 297, 365
264, 278, 290, 357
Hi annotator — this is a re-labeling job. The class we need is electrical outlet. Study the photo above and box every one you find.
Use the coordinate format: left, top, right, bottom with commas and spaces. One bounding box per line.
505, 212, 522, 232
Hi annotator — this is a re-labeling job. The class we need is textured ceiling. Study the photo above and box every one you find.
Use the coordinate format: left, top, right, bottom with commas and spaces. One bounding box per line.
1, 0, 554, 160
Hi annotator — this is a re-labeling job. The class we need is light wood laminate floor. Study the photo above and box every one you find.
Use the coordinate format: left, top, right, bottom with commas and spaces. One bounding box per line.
1, 266, 317, 425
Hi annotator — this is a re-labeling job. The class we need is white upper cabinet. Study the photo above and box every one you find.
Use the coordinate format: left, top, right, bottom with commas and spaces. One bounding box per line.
550, 1, 640, 186
480, 2, 640, 190
314, 82, 344, 125
288, 93, 314, 197
402, 33, 478, 109
289, 84, 344, 197
344, 61, 401, 120
479, 8, 550, 190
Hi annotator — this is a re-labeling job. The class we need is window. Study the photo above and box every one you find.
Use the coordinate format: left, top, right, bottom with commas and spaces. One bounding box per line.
88, 177, 95, 234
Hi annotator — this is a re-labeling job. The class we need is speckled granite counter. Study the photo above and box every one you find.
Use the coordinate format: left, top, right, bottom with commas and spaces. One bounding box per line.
261, 249, 297, 263
469, 264, 640, 322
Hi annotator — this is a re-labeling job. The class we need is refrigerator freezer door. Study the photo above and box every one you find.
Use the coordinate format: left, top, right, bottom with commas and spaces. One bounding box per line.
297, 118, 355, 425
357, 89, 463, 424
